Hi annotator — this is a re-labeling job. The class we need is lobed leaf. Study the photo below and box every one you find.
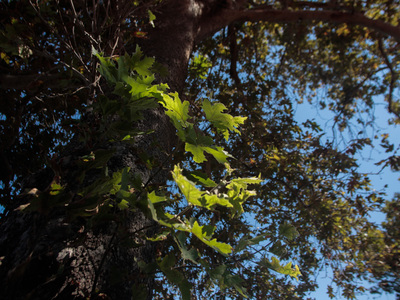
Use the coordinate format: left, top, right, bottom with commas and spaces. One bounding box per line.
191, 221, 232, 255
202, 99, 247, 140
262, 256, 302, 280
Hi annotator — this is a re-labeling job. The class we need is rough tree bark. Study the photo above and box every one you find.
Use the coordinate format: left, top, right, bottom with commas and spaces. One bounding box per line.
1, 0, 400, 299
0, 1, 206, 299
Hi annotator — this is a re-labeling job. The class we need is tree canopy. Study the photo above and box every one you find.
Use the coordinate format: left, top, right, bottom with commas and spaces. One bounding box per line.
1, 1, 400, 299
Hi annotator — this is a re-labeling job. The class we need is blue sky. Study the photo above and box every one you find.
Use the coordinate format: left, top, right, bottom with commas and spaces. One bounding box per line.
294, 97, 399, 299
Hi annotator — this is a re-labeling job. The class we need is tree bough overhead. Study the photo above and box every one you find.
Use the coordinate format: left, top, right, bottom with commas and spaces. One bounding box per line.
1, 0, 400, 299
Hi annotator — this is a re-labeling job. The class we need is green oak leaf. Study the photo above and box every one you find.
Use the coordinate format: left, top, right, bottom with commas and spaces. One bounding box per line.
202, 99, 247, 140
191, 221, 232, 255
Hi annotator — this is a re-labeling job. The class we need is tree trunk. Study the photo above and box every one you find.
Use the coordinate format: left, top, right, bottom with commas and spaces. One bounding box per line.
0, 1, 210, 299
3, 1, 400, 299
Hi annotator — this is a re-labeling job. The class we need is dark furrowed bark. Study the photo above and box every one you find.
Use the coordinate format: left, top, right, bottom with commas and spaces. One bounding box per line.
0, 1, 206, 299
0, 106, 172, 299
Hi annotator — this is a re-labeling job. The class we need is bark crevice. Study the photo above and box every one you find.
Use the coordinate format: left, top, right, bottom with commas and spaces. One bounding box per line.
0, 1, 205, 299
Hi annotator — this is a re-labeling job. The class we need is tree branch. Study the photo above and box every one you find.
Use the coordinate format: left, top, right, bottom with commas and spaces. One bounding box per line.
197, 6, 400, 42
0, 73, 62, 90
228, 25, 243, 90
233, 9, 400, 41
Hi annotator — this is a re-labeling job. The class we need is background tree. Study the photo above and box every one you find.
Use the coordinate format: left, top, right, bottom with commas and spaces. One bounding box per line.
1, 0, 400, 299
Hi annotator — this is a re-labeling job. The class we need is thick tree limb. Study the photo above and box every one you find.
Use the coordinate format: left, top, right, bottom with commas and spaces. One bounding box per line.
197, 6, 400, 42
235, 9, 400, 40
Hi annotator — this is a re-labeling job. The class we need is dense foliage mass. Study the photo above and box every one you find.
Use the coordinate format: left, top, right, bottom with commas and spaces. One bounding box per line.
1, 1, 400, 299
